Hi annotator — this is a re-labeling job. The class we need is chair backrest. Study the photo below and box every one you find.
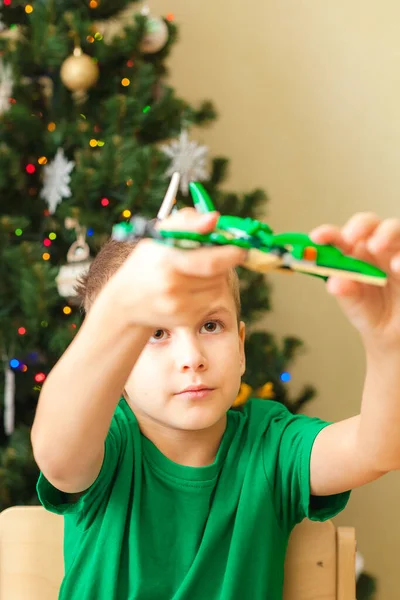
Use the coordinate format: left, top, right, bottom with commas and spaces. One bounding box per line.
0, 506, 63, 600
0, 506, 355, 600
284, 518, 356, 600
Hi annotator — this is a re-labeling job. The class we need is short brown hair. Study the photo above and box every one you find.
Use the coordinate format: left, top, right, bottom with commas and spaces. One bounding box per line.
74, 239, 241, 321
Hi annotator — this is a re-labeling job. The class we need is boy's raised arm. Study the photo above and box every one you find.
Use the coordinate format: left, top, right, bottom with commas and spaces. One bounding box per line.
31, 284, 152, 494
308, 212, 400, 496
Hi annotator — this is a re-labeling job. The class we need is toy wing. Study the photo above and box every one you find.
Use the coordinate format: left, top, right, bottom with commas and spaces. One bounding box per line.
111, 179, 387, 287
188, 184, 387, 286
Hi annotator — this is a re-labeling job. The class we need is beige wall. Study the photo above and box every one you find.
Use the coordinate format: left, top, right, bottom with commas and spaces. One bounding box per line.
150, 1, 400, 597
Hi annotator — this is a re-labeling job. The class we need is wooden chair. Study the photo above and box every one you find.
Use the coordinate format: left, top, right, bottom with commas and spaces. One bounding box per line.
0, 506, 356, 599
284, 518, 356, 599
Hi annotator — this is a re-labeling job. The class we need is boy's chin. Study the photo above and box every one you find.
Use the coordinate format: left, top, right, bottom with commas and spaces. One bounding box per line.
168, 405, 229, 432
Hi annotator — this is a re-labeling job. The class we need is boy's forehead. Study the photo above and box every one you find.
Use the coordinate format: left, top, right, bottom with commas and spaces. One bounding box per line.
202, 287, 237, 318
202, 304, 234, 319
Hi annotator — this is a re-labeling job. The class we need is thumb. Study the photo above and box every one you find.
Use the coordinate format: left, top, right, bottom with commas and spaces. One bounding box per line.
326, 277, 361, 298
195, 211, 220, 233
159, 209, 219, 234
326, 277, 369, 328
172, 244, 247, 277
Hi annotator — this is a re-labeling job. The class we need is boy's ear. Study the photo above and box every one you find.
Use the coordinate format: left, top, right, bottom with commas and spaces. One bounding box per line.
239, 321, 246, 376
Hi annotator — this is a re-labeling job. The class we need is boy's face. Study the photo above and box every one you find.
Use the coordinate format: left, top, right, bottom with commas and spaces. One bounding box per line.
124, 281, 246, 432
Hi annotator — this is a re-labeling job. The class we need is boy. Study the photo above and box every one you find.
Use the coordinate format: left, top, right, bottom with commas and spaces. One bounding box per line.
32, 207, 400, 599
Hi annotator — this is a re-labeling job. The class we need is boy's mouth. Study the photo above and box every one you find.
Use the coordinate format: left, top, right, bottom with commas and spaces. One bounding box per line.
175, 385, 215, 399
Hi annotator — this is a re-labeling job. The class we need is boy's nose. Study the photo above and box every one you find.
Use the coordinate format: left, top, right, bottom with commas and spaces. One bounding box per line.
175, 339, 208, 372
180, 358, 207, 372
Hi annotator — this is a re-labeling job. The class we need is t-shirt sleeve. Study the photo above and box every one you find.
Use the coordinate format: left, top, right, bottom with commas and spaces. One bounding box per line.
262, 402, 350, 533
36, 409, 125, 524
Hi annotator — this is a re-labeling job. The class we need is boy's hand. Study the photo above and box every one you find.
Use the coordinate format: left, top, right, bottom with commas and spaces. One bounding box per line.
310, 213, 400, 347
106, 208, 247, 329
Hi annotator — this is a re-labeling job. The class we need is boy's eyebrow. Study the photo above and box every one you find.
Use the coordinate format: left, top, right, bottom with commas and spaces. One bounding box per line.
202, 306, 232, 320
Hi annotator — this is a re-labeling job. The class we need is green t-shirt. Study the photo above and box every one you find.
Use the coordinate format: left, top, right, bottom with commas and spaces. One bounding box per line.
37, 398, 350, 599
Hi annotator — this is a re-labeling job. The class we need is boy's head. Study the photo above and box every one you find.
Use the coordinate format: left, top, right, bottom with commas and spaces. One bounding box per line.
75, 239, 246, 432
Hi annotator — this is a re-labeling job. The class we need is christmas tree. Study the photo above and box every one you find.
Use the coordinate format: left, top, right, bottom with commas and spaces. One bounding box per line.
0, 0, 317, 509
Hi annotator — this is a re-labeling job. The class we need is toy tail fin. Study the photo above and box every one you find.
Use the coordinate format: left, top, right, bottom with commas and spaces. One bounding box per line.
189, 182, 216, 213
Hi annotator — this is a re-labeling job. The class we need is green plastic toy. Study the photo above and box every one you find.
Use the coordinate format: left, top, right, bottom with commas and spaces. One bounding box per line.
112, 179, 387, 287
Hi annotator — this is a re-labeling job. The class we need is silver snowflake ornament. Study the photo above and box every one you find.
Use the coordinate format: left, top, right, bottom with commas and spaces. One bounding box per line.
0, 58, 13, 116
40, 148, 75, 214
161, 130, 208, 195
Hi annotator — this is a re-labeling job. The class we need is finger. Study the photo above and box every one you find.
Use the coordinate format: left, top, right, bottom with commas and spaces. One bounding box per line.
367, 219, 400, 253
345, 238, 392, 276
172, 244, 247, 277
309, 225, 352, 254
349, 240, 375, 262
159, 209, 220, 234
326, 276, 363, 299
390, 250, 400, 273
341, 212, 380, 246
319, 239, 376, 296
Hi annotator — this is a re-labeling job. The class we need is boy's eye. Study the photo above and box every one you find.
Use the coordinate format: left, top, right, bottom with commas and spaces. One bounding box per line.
150, 329, 167, 342
201, 320, 223, 334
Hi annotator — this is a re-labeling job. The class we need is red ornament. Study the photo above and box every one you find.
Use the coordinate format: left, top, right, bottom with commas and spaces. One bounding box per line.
18, 327, 26, 335
34, 372, 46, 383
101, 197, 109, 207
43, 238, 51, 247
26, 163, 36, 174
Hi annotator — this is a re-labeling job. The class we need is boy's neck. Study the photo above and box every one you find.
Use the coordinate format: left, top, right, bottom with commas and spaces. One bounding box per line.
132, 409, 228, 467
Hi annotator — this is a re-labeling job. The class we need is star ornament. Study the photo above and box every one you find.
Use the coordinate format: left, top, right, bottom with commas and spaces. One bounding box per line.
161, 130, 208, 195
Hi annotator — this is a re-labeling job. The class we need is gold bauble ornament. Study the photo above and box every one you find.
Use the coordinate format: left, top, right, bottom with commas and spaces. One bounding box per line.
60, 47, 99, 103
